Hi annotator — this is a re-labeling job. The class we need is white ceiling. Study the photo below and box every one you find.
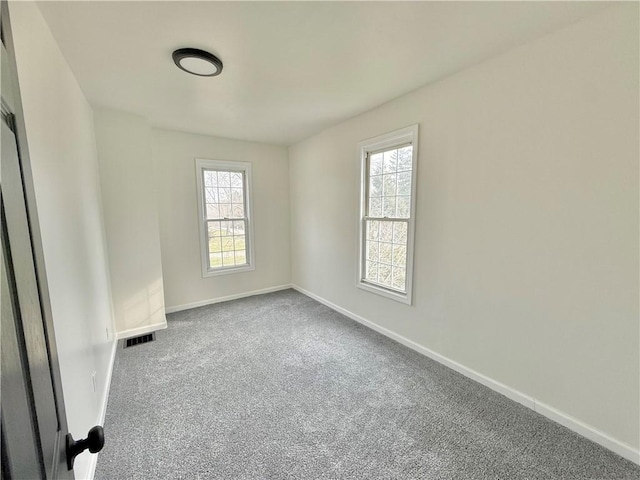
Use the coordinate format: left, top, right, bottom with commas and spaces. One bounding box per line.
37, 1, 608, 146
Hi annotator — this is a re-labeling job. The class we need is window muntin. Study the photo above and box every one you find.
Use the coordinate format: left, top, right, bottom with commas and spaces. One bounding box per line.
196, 160, 254, 277
358, 126, 417, 304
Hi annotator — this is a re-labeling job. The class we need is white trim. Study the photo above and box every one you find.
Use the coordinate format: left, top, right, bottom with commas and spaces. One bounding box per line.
357, 124, 419, 305
195, 159, 256, 278
98, 340, 117, 424
290, 284, 640, 466
357, 281, 411, 305
533, 401, 639, 465
116, 321, 167, 340
83, 339, 117, 480
165, 284, 292, 314
358, 125, 417, 153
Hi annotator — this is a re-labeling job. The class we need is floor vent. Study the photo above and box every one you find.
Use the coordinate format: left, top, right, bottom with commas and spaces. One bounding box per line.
124, 333, 155, 348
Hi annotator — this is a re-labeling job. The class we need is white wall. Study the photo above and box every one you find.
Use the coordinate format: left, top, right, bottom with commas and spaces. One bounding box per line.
10, 3, 116, 478
93, 108, 166, 338
290, 4, 639, 455
153, 129, 291, 310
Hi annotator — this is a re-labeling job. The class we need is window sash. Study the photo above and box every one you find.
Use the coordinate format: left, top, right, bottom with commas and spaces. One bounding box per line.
364, 146, 413, 219
202, 168, 247, 219
361, 218, 409, 293
206, 218, 249, 269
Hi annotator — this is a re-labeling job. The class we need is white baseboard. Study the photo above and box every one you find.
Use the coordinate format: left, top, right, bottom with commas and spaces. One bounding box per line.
533, 400, 639, 465
116, 321, 167, 340
81, 339, 117, 480
98, 339, 118, 425
291, 284, 640, 466
164, 284, 292, 314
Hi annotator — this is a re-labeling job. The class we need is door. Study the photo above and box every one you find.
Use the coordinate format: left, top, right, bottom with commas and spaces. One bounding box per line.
1, 2, 86, 478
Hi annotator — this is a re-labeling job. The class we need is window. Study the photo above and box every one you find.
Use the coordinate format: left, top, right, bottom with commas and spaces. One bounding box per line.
358, 125, 418, 304
196, 159, 255, 277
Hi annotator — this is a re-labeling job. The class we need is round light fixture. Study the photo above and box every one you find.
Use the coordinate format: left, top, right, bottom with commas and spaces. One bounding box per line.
172, 48, 223, 77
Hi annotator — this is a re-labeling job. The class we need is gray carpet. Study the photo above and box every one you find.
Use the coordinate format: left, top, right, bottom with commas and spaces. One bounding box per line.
95, 289, 640, 479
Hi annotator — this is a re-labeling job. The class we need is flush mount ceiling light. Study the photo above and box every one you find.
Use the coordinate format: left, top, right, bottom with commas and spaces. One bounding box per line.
172, 48, 223, 77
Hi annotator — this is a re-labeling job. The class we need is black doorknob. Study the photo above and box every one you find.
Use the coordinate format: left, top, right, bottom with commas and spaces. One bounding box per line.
66, 425, 105, 470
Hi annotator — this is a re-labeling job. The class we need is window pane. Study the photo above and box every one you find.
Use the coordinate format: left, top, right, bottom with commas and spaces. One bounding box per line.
218, 171, 230, 187
392, 245, 407, 267
234, 235, 245, 251
383, 197, 396, 217
206, 204, 220, 220
209, 237, 221, 254
383, 149, 397, 174
365, 261, 378, 282
398, 146, 413, 172
369, 197, 382, 217
219, 188, 231, 203
231, 204, 244, 218
369, 175, 382, 198
379, 242, 392, 265
219, 204, 232, 218
234, 220, 245, 235
221, 236, 233, 251
231, 188, 243, 204
366, 241, 379, 262
397, 172, 411, 196
382, 174, 396, 196
204, 171, 218, 187
397, 196, 411, 218
205, 187, 217, 204
210, 253, 222, 268
235, 250, 247, 265
222, 251, 235, 266
393, 222, 407, 244
379, 221, 393, 242
392, 267, 406, 290
367, 220, 379, 241
208, 221, 221, 239
370, 153, 383, 175
230, 172, 243, 188
378, 264, 392, 286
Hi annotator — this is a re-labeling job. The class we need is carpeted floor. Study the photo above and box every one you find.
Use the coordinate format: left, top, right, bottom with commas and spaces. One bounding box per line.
95, 289, 639, 479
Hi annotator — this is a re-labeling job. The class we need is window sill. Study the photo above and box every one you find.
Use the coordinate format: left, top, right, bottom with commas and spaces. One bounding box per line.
202, 264, 255, 278
357, 280, 412, 305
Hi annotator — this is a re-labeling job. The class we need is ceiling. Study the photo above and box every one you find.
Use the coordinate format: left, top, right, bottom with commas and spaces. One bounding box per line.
37, 1, 608, 146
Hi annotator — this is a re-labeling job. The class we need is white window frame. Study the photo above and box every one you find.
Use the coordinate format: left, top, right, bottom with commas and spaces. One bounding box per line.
357, 124, 418, 305
195, 158, 255, 278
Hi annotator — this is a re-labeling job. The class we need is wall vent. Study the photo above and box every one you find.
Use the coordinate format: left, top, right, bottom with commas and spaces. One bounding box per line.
124, 333, 155, 348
